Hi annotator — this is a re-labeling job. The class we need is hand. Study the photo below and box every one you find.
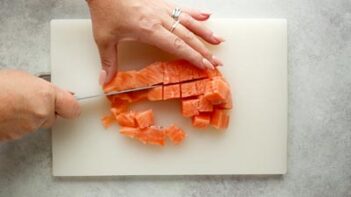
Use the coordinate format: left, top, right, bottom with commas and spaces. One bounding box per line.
0, 69, 80, 141
87, 0, 224, 84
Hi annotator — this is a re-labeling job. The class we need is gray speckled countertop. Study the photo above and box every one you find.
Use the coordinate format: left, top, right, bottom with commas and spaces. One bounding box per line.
0, 0, 350, 196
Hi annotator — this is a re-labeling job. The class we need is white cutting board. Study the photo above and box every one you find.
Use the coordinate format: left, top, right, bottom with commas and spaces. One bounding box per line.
51, 19, 287, 176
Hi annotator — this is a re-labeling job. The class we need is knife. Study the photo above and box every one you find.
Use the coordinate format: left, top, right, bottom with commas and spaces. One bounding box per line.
36, 72, 158, 100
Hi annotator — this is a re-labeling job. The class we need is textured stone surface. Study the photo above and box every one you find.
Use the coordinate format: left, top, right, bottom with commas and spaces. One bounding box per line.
0, 0, 350, 196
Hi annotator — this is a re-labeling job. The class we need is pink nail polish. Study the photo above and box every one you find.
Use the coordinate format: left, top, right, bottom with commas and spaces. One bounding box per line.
99, 70, 107, 86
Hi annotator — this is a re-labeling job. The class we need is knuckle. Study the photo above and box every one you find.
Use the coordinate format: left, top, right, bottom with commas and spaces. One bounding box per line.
181, 15, 193, 26
184, 31, 195, 42
201, 49, 212, 58
35, 85, 54, 121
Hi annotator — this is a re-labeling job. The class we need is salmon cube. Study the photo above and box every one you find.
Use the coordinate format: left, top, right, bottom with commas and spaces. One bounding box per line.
115, 111, 137, 127
181, 99, 199, 117
163, 84, 181, 100
195, 79, 210, 95
210, 109, 230, 129
135, 109, 154, 129
137, 62, 164, 86
120, 127, 141, 139
101, 114, 115, 128
147, 86, 163, 101
217, 93, 233, 109
179, 65, 194, 82
192, 113, 211, 128
192, 66, 208, 80
198, 95, 213, 112
138, 126, 166, 146
110, 98, 129, 113
181, 81, 200, 98
204, 78, 230, 105
164, 124, 186, 144
163, 63, 180, 84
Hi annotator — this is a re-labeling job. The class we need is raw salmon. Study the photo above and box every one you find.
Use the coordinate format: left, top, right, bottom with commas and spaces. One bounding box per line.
135, 109, 154, 129
181, 81, 200, 98
101, 114, 115, 128
137, 62, 164, 86
102, 59, 233, 146
197, 95, 213, 112
192, 113, 211, 128
147, 86, 163, 101
181, 99, 199, 117
204, 77, 230, 105
115, 111, 137, 127
210, 109, 230, 129
164, 124, 186, 144
163, 84, 181, 100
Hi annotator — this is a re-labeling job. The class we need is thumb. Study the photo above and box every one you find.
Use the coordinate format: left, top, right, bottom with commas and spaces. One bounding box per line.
54, 86, 80, 119
96, 42, 118, 85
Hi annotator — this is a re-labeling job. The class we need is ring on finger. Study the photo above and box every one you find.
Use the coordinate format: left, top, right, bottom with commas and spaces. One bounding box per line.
171, 8, 182, 21
170, 20, 180, 32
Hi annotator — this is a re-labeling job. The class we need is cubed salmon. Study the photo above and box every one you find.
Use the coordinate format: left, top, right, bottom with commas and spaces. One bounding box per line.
120, 127, 141, 139
163, 84, 181, 100
115, 111, 137, 127
181, 99, 199, 117
135, 109, 154, 129
164, 124, 186, 144
110, 98, 129, 113
198, 95, 213, 112
204, 78, 230, 105
181, 81, 200, 98
101, 114, 116, 128
210, 109, 230, 129
138, 126, 166, 146
192, 113, 211, 128
195, 79, 210, 95
191, 66, 208, 80
147, 86, 163, 101
217, 93, 233, 109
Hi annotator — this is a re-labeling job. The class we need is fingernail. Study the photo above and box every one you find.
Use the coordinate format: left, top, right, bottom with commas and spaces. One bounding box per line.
213, 33, 225, 42
99, 70, 107, 86
212, 56, 223, 66
202, 58, 215, 70
200, 12, 211, 18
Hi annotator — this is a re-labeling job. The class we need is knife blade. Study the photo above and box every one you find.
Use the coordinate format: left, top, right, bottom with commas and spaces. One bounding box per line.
76, 85, 159, 100
36, 72, 159, 101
